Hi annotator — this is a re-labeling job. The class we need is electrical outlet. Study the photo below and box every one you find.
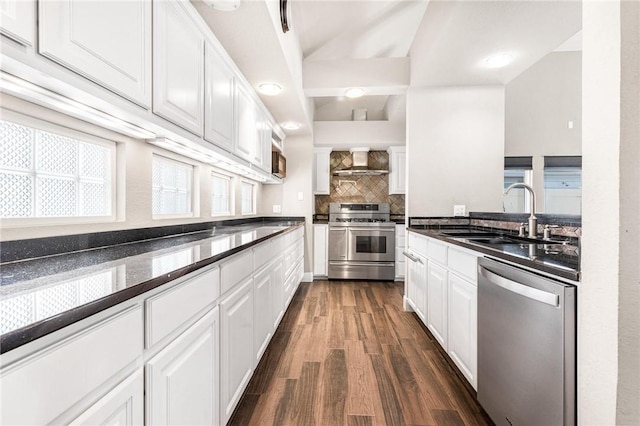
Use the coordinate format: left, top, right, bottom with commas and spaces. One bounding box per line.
297, 192, 304, 201
272, 205, 281, 213
453, 205, 466, 216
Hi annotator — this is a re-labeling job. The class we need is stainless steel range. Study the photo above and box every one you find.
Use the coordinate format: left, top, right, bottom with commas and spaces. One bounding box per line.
328, 203, 396, 280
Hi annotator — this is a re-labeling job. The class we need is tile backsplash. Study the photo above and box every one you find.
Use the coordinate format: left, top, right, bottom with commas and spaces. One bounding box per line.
314, 151, 405, 215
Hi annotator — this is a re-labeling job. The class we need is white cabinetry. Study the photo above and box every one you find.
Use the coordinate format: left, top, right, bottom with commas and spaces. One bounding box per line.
235, 84, 257, 162
253, 262, 274, 361
405, 230, 479, 390
153, 0, 204, 135
313, 148, 332, 195
313, 223, 328, 277
70, 369, 144, 426
39, 0, 151, 108
448, 272, 477, 389
0, 0, 35, 46
270, 256, 285, 328
387, 146, 406, 194
146, 308, 219, 426
204, 42, 234, 152
220, 278, 254, 424
395, 224, 406, 280
427, 261, 448, 349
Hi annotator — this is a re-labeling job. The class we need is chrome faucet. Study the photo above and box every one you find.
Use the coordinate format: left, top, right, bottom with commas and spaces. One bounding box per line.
504, 183, 537, 238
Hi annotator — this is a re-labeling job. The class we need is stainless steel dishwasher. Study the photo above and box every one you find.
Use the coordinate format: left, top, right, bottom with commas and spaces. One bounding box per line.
477, 257, 576, 426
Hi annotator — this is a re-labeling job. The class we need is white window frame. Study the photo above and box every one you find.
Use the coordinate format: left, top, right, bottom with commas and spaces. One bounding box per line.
0, 110, 117, 227
211, 171, 233, 217
152, 154, 195, 219
240, 180, 255, 215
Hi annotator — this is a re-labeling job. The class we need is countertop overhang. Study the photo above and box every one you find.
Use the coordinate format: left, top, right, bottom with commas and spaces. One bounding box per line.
0, 220, 305, 354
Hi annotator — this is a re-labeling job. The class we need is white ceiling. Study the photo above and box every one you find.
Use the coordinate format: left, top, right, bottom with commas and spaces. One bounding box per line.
192, 0, 582, 136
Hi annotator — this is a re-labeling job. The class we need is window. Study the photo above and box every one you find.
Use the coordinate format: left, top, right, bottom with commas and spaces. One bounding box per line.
0, 118, 114, 220
240, 181, 255, 215
503, 157, 532, 213
544, 156, 581, 215
211, 172, 231, 216
152, 155, 193, 216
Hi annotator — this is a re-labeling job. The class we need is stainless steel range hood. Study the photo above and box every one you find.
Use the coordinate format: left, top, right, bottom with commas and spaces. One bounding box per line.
333, 149, 389, 176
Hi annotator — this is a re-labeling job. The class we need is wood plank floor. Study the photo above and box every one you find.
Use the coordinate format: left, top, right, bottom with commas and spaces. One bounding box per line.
229, 280, 493, 426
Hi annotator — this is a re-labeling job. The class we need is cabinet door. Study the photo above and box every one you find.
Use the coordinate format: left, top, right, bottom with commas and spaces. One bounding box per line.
39, 0, 151, 108
406, 251, 427, 322
388, 147, 406, 194
313, 224, 328, 276
146, 308, 219, 426
1, 0, 35, 46
271, 257, 285, 329
448, 273, 478, 389
220, 278, 254, 424
153, 0, 204, 135
254, 265, 274, 362
70, 370, 143, 426
313, 149, 331, 195
205, 42, 234, 152
235, 84, 257, 161
252, 109, 266, 170
427, 261, 448, 349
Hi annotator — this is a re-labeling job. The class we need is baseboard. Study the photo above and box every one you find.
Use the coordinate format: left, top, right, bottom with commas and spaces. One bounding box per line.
302, 272, 314, 282
403, 295, 414, 312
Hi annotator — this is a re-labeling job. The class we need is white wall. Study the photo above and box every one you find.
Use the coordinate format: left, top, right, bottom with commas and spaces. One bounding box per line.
313, 120, 405, 151
406, 86, 505, 216
581, 1, 639, 424
505, 51, 582, 212
259, 135, 314, 274
0, 95, 264, 242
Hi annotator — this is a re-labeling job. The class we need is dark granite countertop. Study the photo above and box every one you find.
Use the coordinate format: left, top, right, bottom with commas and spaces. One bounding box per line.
0, 220, 304, 354
408, 226, 580, 282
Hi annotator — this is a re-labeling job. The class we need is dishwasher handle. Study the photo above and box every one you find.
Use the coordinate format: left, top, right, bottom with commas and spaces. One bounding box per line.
479, 266, 559, 307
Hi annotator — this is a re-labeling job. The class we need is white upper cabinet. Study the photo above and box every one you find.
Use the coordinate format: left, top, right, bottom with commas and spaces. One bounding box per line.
313, 148, 332, 195
235, 84, 257, 162
39, 0, 151, 108
204, 42, 234, 152
388, 146, 406, 194
1, 0, 35, 46
153, 0, 204, 136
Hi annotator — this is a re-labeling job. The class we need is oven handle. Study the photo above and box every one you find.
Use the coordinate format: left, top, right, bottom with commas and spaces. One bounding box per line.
347, 227, 395, 232
329, 261, 396, 267
402, 251, 422, 264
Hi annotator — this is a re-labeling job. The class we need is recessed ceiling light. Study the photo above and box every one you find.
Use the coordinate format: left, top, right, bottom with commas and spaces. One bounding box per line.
345, 88, 365, 98
485, 53, 513, 68
281, 122, 300, 130
258, 82, 282, 96
203, 0, 241, 11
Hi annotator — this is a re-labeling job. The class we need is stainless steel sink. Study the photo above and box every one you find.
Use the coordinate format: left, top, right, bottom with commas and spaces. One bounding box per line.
462, 236, 523, 245
442, 231, 503, 238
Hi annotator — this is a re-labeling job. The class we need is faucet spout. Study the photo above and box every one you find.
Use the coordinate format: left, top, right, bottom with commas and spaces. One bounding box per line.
504, 183, 537, 238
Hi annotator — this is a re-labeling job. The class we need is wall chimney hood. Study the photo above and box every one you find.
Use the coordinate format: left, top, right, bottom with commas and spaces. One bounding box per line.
333, 148, 389, 176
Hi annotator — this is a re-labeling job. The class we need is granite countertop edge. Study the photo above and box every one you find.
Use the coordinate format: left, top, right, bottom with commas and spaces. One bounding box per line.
0, 221, 304, 354
407, 226, 580, 282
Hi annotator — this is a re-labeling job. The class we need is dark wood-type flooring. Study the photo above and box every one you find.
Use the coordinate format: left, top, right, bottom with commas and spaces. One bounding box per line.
229, 280, 492, 426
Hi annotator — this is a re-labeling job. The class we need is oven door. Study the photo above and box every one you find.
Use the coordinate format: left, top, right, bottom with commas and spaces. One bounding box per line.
347, 227, 395, 262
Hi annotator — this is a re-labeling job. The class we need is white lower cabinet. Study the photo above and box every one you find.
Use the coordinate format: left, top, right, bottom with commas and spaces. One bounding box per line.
406, 230, 479, 390
220, 278, 254, 424
313, 223, 328, 277
270, 256, 285, 329
395, 224, 406, 280
447, 272, 478, 389
405, 249, 427, 322
254, 263, 274, 362
427, 261, 448, 349
146, 308, 219, 426
71, 369, 144, 426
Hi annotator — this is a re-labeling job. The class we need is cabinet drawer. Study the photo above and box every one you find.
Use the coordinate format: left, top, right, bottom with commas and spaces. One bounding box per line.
447, 248, 478, 283
408, 232, 428, 256
427, 239, 448, 265
221, 250, 253, 294
254, 240, 275, 271
0, 306, 143, 426
146, 267, 219, 348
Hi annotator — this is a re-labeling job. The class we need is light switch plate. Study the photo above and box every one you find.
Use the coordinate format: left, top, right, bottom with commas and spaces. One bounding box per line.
273, 205, 281, 213
297, 192, 304, 201
453, 205, 466, 216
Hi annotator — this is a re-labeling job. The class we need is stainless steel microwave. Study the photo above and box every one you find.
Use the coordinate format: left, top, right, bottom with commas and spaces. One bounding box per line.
272, 151, 286, 178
